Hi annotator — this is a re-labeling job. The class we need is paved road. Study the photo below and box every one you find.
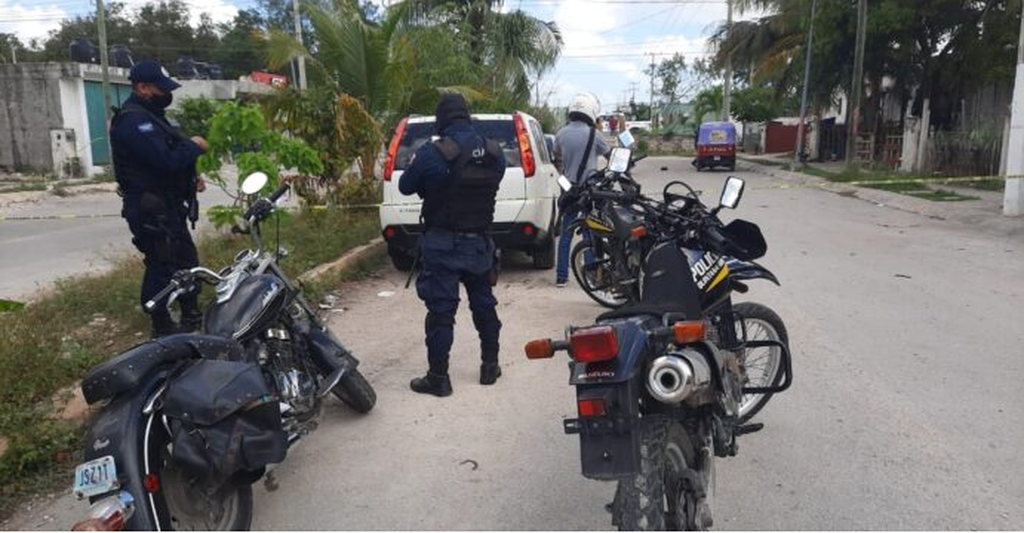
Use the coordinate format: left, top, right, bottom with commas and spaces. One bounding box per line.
6, 157, 1024, 530
0, 184, 236, 301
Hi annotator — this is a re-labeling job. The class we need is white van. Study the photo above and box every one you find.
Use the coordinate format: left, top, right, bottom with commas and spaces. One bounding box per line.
380, 112, 560, 270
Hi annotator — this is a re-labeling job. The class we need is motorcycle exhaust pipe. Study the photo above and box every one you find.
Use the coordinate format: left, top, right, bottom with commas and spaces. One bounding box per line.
646, 349, 712, 404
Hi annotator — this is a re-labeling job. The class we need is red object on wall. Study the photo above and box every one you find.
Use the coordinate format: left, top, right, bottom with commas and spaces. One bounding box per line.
250, 71, 289, 88
765, 122, 799, 154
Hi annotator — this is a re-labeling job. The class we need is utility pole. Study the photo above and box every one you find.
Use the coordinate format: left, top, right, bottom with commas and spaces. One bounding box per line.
96, 0, 113, 152
722, 0, 733, 122
648, 52, 656, 123
845, 0, 867, 167
1003, 0, 1024, 215
11, 45, 16, 64
794, 0, 818, 165
292, 0, 307, 90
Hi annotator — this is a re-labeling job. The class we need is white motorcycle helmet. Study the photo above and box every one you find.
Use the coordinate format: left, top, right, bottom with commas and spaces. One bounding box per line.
568, 92, 601, 125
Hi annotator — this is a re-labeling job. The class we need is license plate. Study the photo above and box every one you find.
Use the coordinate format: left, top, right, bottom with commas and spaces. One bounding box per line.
73, 455, 118, 499
714, 156, 722, 161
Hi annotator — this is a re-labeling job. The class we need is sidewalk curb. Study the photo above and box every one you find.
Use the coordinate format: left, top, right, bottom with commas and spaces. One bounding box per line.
297, 237, 386, 285
739, 157, 1024, 236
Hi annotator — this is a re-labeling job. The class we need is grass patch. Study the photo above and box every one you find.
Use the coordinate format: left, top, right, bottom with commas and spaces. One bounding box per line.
0, 299, 25, 313
785, 164, 982, 202
862, 182, 977, 201
0, 182, 47, 194
0, 207, 378, 519
960, 178, 1005, 192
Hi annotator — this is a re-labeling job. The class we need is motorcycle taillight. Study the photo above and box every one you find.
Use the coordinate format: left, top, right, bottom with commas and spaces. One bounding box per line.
71, 492, 134, 531
570, 326, 619, 363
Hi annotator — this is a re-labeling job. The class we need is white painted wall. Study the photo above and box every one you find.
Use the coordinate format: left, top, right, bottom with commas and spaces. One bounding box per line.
58, 77, 96, 175
1003, 62, 1024, 216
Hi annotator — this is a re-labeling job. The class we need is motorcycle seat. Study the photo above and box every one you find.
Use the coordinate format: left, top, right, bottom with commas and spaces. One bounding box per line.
82, 334, 242, 405
597, 303, 701, 322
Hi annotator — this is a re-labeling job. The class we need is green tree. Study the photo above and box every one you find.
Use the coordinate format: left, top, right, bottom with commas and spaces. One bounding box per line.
215, 9, 269, 78
0, 33, 30, 64
731, 86, 780, 123
197, 101, 323, 225
405, 0, 563, 103
646, 53, 687, 104
692, 86, 724, 125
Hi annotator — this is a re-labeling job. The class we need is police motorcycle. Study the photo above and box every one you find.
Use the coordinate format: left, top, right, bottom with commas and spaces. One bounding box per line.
560, 143, 648, 309
71, 172, 376, 531
526, 156, 793, 530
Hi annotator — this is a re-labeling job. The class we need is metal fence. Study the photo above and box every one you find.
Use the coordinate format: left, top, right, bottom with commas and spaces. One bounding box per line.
925, 129, 1003, 177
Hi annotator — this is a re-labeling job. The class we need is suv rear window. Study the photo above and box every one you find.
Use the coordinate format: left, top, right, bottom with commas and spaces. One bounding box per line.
394, 120, 522, 171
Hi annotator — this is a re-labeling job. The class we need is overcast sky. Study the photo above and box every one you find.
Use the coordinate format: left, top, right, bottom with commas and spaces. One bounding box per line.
0, 0, 757, 110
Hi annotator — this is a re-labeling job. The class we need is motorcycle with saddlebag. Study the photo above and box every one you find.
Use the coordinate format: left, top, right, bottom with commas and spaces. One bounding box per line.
71, 173, 376, 531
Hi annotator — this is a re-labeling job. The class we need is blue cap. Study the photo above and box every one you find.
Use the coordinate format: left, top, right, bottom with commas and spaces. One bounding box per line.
128, 60, 181, 92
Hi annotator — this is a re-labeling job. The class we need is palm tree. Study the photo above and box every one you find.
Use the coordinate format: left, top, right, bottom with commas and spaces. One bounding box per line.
404, 0, 563, 102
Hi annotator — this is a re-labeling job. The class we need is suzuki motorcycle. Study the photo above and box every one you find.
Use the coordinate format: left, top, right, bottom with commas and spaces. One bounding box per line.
529, 160, 792, 530
71, 173, 376, 531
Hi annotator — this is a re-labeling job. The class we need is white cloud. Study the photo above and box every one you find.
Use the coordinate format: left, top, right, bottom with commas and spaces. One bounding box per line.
0, 0, 67, 42
0, 0, 238, 46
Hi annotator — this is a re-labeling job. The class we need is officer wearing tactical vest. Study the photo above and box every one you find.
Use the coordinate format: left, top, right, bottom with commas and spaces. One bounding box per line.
399, 94, 506, 397
109, 61, 208, 338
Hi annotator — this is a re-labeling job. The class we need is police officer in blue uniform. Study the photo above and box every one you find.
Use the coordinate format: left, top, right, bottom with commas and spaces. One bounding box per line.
399, 94, 506, 397
109, 61, 207, 337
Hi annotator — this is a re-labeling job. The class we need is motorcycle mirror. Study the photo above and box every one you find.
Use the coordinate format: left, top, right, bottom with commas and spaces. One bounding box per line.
557, 175, 573, 192
240, 172, 269, 195
608, 148, 631, 173
617, 130, 636, 149
719, 176, 746, 209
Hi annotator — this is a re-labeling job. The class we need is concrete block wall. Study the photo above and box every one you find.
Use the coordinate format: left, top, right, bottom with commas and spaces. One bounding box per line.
0, 63, 73, 173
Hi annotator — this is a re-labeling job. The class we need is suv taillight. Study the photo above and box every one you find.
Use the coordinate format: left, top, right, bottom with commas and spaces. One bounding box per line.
513, 113, 536, 178
384, 118, 408, 181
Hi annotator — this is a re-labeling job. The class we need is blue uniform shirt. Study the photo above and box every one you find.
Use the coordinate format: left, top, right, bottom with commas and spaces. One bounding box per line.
110, 94, 204, 198
398, 122, 507, 198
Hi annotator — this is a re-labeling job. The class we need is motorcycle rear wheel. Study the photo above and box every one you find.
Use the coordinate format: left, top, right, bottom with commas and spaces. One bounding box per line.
146, 413, 253, 531
570, 241, 630, 308
613, 421, 700, 531
733, 302, 789, 423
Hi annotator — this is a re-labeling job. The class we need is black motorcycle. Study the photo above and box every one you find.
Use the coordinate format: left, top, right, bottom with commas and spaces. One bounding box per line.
71, 173, 376, 531
528, 168, 792, 530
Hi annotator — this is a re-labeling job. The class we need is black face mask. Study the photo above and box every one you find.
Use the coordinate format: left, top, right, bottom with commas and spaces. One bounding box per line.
148, 92, 173, 109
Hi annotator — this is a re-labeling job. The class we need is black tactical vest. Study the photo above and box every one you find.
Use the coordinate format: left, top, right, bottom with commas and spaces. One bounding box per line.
422, 135, 504, 233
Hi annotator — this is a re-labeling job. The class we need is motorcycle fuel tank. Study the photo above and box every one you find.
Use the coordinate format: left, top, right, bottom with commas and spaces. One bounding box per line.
205, 275, 290, 341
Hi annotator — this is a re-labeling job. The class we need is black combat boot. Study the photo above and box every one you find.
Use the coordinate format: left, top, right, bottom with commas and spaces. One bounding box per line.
480, 363, 502, 385
180, 309, 203, 332
150, 313, 183, 339
410, 372, 453, 397
480, 346, 501, 385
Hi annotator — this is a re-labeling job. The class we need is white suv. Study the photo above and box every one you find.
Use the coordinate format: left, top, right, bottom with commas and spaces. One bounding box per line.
380, 112, 560, 271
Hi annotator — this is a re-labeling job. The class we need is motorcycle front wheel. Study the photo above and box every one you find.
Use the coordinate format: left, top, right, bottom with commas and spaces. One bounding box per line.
570, 241, 630, 309
332, 367, 377, 414
733, 302, 789, 422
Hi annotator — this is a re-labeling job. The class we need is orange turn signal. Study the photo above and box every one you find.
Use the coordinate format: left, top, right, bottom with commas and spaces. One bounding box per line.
673, 320, 707, 345
525, 338, 556, 359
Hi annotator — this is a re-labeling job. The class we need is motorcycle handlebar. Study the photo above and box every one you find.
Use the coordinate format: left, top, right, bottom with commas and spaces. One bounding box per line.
590, 189, 634, 202
144, 279, 179, 313
268, 182, 291, 204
